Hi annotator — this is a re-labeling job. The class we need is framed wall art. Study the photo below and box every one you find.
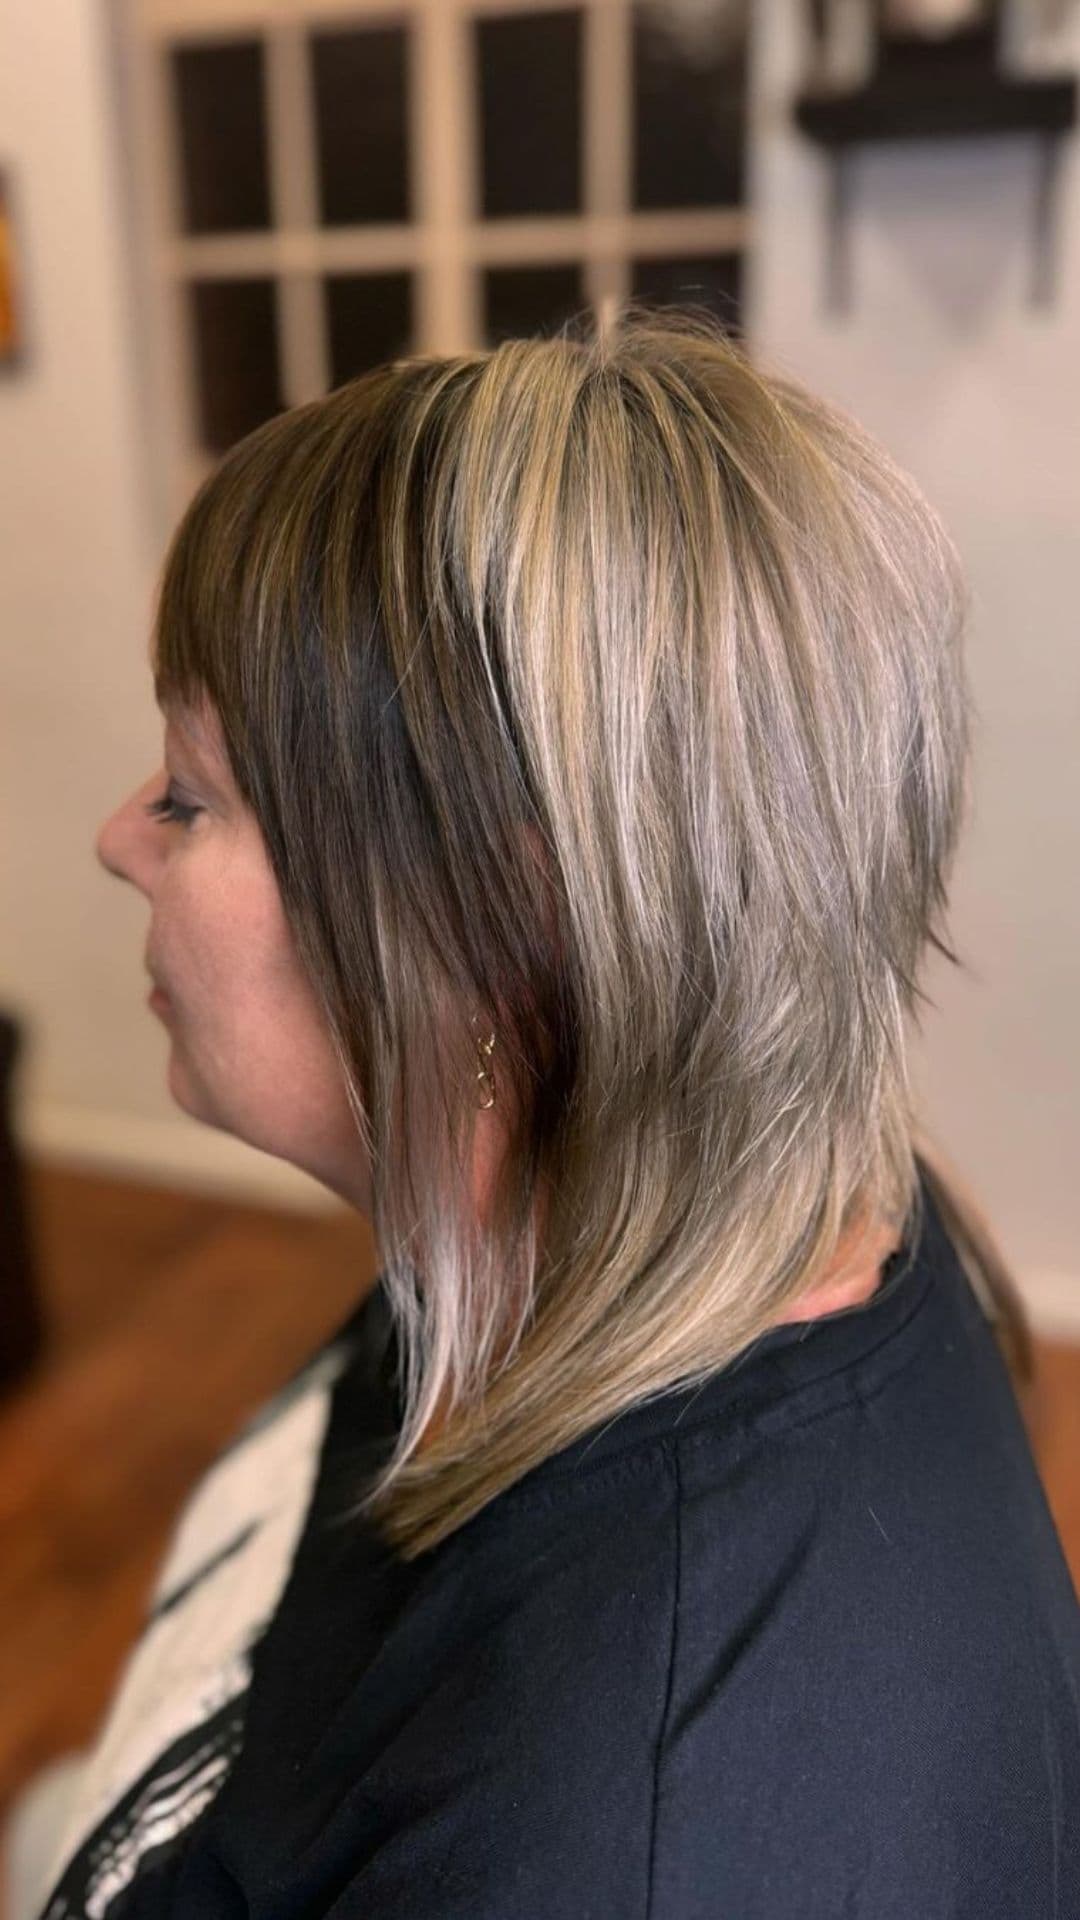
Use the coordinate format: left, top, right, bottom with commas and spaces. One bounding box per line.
0, 169, 24, 367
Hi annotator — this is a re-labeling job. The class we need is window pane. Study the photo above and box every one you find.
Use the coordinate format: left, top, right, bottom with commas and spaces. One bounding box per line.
172, 41, 271, 235
476, 12, 583, 218
483, 264, 586, 344
325, 272, 414, 387
311, 26, 410, 226
629, 254, 744, 335
189, 278, 283, 452
632, 4, 747, 210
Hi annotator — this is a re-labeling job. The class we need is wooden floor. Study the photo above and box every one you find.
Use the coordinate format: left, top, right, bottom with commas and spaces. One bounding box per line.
0, 1166, 378, 1849
0, 1161, 1077, 1903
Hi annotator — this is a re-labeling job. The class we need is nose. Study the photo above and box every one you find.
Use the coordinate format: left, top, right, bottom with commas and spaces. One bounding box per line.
95, 773, 164, 895
95, 806, 124, 880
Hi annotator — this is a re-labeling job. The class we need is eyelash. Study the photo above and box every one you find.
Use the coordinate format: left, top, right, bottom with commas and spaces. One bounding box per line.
144, 785, 202, 830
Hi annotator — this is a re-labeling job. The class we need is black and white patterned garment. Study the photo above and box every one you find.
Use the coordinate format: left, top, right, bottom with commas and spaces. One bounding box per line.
38, 1292, 393, 1920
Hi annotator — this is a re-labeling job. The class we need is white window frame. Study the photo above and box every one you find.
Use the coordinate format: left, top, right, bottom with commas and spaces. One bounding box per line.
113, 0, 752, 536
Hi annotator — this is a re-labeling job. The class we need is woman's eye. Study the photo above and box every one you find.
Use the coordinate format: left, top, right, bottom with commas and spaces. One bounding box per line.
144, 784, 202, 830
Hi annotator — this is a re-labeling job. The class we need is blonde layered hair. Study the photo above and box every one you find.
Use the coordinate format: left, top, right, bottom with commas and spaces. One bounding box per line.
153, 307, 1032, 1558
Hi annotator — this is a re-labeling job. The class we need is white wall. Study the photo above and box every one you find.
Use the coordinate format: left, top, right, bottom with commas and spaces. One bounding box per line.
0, 0, 334, 1208
749, 4, 1080, 1331
1, 1, 1077, 1303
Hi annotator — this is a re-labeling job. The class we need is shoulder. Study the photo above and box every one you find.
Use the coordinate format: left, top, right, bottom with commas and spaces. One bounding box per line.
649, 1347, 1080, 1919
207, 1251, 1080, 1920
209, 1441, 683, 1918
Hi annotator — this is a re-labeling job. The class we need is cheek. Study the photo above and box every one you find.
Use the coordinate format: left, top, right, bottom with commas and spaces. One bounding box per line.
172, 891, 324, 1068
201, 958, 349, 1151
152, 855, 359, 1180
157, 850, 279, 1007
154, 842, 342, 1086
149, 871, 257, 1067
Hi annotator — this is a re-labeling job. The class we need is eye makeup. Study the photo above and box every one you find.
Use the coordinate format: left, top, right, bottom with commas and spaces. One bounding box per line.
144, 784, 202, 830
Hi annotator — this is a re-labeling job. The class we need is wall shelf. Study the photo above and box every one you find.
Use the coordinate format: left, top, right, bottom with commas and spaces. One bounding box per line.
793, 64, 1077, 313
794, 69, 1077, 148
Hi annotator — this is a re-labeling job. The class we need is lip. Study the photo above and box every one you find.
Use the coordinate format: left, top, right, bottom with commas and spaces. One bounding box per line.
148, 985, 171, 1015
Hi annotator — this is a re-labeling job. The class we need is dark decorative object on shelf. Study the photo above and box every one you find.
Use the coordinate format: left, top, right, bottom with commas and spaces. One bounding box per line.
0, 1010, 45, 1393
875, 0, 1000, 69
794, 0, 1077, 310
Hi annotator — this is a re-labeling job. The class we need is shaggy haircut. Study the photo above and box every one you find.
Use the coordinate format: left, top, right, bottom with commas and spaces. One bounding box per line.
152, 306, 1031, 1557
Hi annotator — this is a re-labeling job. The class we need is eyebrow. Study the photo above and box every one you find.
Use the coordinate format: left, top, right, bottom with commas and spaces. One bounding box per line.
164, 713, 225, 792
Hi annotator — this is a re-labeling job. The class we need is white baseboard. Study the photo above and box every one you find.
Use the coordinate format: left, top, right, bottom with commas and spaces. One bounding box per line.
1015, 1268, 1080, 1345
20, 1101, 344, 1215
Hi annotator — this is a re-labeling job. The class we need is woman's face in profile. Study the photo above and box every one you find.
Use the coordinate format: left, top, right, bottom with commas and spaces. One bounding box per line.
95, 695, 370, 1211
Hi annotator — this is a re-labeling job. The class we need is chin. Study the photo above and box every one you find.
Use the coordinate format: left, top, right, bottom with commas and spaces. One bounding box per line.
166, 1063, 288, 1162
163, 1052, 364, 1202
165, 1052, 224, 1132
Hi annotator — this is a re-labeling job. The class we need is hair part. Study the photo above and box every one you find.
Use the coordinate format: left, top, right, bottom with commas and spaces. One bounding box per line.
152, 305, 1032, 1558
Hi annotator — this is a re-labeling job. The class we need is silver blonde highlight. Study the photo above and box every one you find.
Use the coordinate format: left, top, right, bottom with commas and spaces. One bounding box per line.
152, 306, 1031, 1558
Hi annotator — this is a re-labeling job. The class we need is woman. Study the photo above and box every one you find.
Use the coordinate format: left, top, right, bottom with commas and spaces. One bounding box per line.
21, 308, 1079, 1916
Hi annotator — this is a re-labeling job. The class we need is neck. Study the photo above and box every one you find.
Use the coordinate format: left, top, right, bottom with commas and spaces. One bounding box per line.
769, 1214, 902, 1328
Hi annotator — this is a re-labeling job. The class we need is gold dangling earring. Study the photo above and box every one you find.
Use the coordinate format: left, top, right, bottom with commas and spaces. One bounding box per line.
470, 1013, 497, 1110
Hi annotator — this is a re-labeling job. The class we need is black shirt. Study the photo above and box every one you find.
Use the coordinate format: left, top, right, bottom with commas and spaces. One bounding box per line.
40, 1168, 1080, 1917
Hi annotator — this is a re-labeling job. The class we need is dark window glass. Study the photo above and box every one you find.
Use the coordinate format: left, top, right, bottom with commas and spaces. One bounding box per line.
324, 272, 414, 387
632, 4, 747, 210
189, 278, 283, 451
483, 264, 586, 344
629, 253, 743, 335
172, 40, 271, 235
476, 12, 583, 217
310, 26, 410, 225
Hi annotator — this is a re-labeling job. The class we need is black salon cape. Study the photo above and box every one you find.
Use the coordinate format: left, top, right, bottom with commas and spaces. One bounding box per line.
39, 1168, 1080, 1919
